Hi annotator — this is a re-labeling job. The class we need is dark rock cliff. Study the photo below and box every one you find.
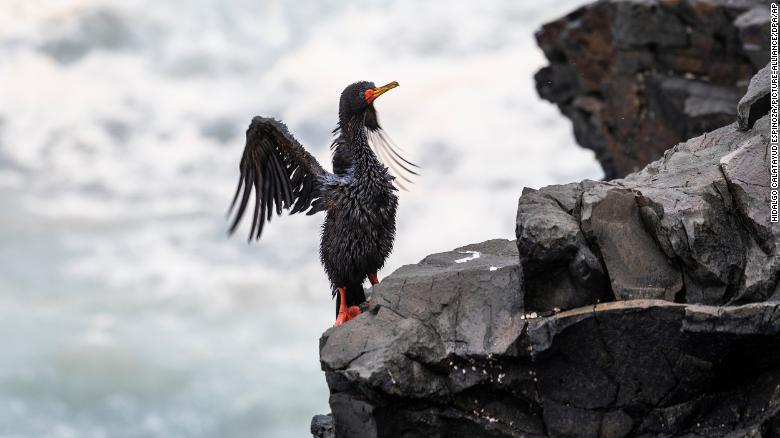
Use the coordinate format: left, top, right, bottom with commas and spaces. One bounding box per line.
311, 2, 776, 436
534, 0, 770, 179
312, 61, 776, 436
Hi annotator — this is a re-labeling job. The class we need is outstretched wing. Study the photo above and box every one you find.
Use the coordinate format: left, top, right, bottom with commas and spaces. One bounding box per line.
228, 116, 330, 241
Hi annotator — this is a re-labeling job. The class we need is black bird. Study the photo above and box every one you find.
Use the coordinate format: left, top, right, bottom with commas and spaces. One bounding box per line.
227, 81, 418, 325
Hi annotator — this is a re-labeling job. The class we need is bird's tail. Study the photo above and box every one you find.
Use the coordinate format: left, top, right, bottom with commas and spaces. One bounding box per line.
334, 282, 367, 317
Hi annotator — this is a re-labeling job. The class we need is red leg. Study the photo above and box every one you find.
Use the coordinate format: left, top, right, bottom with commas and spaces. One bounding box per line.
335, 287, 363, 326
368, 273, 379, 286
334, 287, 349, 326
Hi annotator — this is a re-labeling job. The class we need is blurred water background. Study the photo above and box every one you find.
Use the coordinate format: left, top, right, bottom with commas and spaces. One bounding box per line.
0, 1, 600, 437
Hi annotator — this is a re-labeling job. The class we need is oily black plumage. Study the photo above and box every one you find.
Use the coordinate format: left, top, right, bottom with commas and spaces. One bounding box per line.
227, 81, 418, 315
332, 101, 420, 189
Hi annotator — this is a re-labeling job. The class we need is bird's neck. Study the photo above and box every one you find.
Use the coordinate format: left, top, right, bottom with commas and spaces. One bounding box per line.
341, 116, 381, 176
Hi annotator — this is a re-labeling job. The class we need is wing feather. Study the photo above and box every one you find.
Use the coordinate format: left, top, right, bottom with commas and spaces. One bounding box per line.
229, 170, 253, 234
228, 173, 244, 215
227, 117, 330, 241
263, 168, 274, 221
249, 169, 262, 239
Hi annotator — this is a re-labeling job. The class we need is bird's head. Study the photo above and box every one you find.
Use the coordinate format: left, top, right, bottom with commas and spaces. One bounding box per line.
334, 80, 419, 187
338, 81, 399, 130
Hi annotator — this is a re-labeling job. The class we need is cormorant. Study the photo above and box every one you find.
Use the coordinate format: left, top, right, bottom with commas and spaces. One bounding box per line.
227, 81, 418, 325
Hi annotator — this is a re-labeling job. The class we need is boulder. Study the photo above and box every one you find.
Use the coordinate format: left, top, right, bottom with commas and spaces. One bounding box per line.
311, 414, 335, 438
737, 62, 771, 130
319, 239, 534, 438
516, 183, 611, 312
519, 112, 775, 309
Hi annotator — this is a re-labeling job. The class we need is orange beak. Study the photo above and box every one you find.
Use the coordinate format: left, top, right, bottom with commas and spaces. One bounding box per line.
364, 81, 399, 104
